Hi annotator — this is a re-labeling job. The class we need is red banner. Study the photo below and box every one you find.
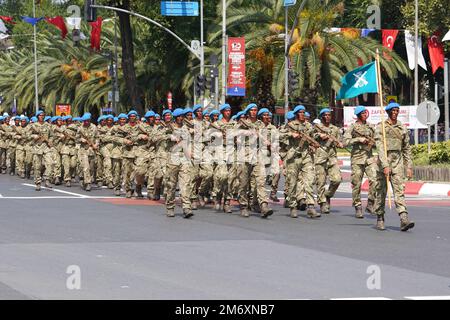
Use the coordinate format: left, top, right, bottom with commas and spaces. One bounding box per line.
55, 104, 71, 116
227, 37, 246, 96
428, 32, 445, 74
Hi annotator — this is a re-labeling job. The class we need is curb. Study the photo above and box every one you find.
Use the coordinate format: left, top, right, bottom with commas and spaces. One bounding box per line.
361, 179, 450, 197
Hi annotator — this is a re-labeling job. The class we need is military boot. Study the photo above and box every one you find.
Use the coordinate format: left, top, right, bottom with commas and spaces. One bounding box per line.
261, 203, 273, 218
35, 183, 41, 191
114, 189, 121, 197
66, 181, 71, 187
269, 191, 280, 202
284, 196, 289, 208
298, 199, 307, 211
20, 173, 25, 179
240, 208, 250, 218
153, 193, 161, 201
307, 205, 320, 219
365, 199, 375, 215
355, 206, 364, 219
135, 185, 144, 199
126, 190, 132, 199
166, 208, 175, 217
251, 203, 261, 213
214, 199, 221, 211
320, 203, 330, 214
54, 177, 61, 186
399, 212, 415, 231
183, 209, 194, 219
198, 196, 206, 208
290, 208, 298, 218
376, 215, 386, 231
85, 184, 92, 192
223, 202, 232, 213
45, 180, 53, 189
191, 200, 198, 210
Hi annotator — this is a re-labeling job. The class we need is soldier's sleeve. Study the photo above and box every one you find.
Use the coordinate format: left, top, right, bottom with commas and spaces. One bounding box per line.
93, 126, 100, 146
279, 126, 290, 146
375, 123, 389, 169
343, 125, 361, 147
402, 125, 412, 170
30, 124, 39, 140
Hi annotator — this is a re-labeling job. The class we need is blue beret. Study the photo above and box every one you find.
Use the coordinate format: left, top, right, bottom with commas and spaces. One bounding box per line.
81, 113, 91, 121
319, 108, 331, 117
44, 116, 51, 122
105, 115, 114, 120
72, 117, 80, 122
0, 116, 4, 121
162, 109, 172, 116
36, 110, 45, 117
257, 108, 270, 116
172, 108, 185, 117
193, 104, 203, 112
202, 110, 210, 116
354, 106, 367, 116
184, 108, 193, 114
286, 111, 295, 120
127, 110, 138, 117
114, 117, 118, 122
219, 104, 231, 112
155, 113, 160, 118
31, 116, 38, 123
50, 116, 58, 123
385, 102, 400, 112
209, 110, 220, 117
218, 114, 223, 120
244, 103, 258, 115
118, 113, 128, 120
305, 112, 310, 117
293, 105, 305, 114
145, 111, 155, 118
236, 111, 244, 120
97, 116, 105, 122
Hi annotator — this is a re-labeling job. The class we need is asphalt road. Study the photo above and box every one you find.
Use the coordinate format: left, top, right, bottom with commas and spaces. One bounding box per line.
0, 173, 449, 300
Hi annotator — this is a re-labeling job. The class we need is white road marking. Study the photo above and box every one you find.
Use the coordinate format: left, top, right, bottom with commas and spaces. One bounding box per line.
331, 297, 392, 300
404, 296, 450, 300
0, 196, 117, 199
23, 183, 91, 198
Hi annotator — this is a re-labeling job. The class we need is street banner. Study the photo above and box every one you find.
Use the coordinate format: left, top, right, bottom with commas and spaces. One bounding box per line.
343, 106, 426, 129
336, 62, 378, 100
227, 37, 246, 96
55, 104, 71, 116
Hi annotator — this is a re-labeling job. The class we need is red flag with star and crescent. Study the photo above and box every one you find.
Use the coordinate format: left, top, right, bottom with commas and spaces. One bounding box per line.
428, 32, 445, 74
382, 29, 399, 60
45, 16, 68, 39
89, 17, 103, 52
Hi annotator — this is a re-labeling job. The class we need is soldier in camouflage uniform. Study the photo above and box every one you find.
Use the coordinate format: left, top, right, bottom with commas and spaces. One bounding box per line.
163, 108, 194, 218
119, 110, 139, 198
313, 108, 343, 215
51, 116, 65, 185
278, 111, 296, 208
343, 106, 378, 218
143, 111, 157, 199
30, 110, 54, 191
14, 116, 29, 179
374, 103, 415, 232
61, 116, 78, 187
99, 115, 115, 189
235, 104, 273, 218
110, 114, 128, 196
76, 113, 99, 191
280, 105, 320, 218
133, 111, 153, 199
0, 116, 8, 174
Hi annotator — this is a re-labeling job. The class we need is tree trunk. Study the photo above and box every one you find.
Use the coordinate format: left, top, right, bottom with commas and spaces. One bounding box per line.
115, 0, 143, 115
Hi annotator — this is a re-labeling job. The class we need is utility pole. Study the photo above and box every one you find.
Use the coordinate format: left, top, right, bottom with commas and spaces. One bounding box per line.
434, 82, 438, 142
414, 0, 419, 144
445, 58, 449, 141
112, 13, 119, 115
33, 0, 39, 113
221, 0, 227, 104
284, 6, 289, 123
200, 0, 205, 106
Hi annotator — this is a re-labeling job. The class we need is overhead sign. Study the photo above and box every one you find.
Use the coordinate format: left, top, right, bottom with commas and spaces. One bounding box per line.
161, 1, 199, 16
344, 106, 426, 129
227, 37, 246, 97
55, 104, 71, 116
283, 0, 297, 6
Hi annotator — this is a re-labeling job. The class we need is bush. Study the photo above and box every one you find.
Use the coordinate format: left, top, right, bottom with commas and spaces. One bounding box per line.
412, 141, 450, 165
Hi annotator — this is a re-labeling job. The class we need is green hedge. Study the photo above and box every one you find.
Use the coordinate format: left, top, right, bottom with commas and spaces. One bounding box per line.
411, 141, 450, 166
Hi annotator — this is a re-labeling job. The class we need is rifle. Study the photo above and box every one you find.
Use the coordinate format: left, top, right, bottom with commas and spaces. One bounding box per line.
79, 129, 98, 150
30, 124, 53, 148
287, 122, 320, 150
315, 124, 345, 149
352, 126, 376, 148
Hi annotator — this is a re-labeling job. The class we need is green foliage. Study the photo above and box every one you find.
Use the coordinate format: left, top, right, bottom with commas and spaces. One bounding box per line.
412, 141, 450, 165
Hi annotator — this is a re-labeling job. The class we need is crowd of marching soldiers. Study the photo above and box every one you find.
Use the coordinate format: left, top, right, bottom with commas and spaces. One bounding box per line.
0, 101, 415, 231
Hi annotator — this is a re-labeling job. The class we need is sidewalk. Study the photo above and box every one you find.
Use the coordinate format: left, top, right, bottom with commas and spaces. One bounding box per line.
338, 157, 450, 197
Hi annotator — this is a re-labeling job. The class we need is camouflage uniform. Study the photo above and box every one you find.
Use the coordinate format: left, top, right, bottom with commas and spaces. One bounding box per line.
0, 123, 8, 173
61, 124, 78, 185
343, 122, 378, 215
115, 123, 137, 197
14, 125, 28, 178
76, 123, 99, 189
110, 124, 126, 195
374, 119, 414, 230
99, 125, 114, 188
133, 122, 152, 197
51, 124, 66, 184
30, 122, 54, 187
313, 123, 343, 213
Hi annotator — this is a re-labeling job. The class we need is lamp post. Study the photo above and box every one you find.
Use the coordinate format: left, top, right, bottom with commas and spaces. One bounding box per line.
33, 0, 39, 113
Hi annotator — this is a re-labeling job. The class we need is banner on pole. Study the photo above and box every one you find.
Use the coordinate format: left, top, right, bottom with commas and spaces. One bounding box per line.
227, 37, 246, 97
343, 106, 426, 129
55, 104, 71, 116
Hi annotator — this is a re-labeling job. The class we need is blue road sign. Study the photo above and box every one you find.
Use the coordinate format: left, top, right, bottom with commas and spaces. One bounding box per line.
161, 1, 199, 16
283, 0, 297, 6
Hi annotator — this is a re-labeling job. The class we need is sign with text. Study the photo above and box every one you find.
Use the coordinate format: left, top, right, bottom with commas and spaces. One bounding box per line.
344, 106, 426, 129
161, 1, 199, 16
55, 104, 71, 116
227, 37, 246, 96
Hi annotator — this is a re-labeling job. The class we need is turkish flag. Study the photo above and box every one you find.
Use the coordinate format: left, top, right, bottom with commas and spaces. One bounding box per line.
89, 17, 103, 52
428, 32, 445, 74
382, 29, 399, 50
45, 16, 68, 39
0, 16, 15, 24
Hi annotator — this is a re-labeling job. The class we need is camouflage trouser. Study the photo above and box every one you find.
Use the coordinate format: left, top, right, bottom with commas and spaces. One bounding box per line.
102, 155, 113, 185
16, 148, 25, 176
52, 150, 62, 181
112, 158, 123, 191
315, 161, 342, 204
229, 163, 239, 197
189, 163, 201, 202
33, 152, 53, 185
165, 163, 192, 210
351, 159, 378, 208
374, 163, 408, 216
123, 157, 136, 192
212, 163, 233, 202
62, 153, 77, 182
151, 157, 166, 197
24, 148, 33, 176
96, 152, 104, 183
134, 152, 149, 188
237, 162, 268, 209
198, 164, 214, 197
285, 154, 315, 208
0, 147, 7, 172
78, 150, 95, 185
7, 147, 16, 174
146, 156, 156, 194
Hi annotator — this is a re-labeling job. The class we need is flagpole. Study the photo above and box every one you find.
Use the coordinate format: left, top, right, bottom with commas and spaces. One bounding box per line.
33, 1, 39, 113
375, 49, 392, 210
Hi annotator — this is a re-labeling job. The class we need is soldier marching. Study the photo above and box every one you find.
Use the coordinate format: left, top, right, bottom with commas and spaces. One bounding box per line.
0, 102, 415, 231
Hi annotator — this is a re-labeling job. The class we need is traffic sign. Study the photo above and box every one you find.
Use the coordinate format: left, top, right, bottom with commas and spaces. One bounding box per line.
190, 40, 201, 56
417, 101, 440, 126
161, 1, 199, 16
283, 0, 297, 6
